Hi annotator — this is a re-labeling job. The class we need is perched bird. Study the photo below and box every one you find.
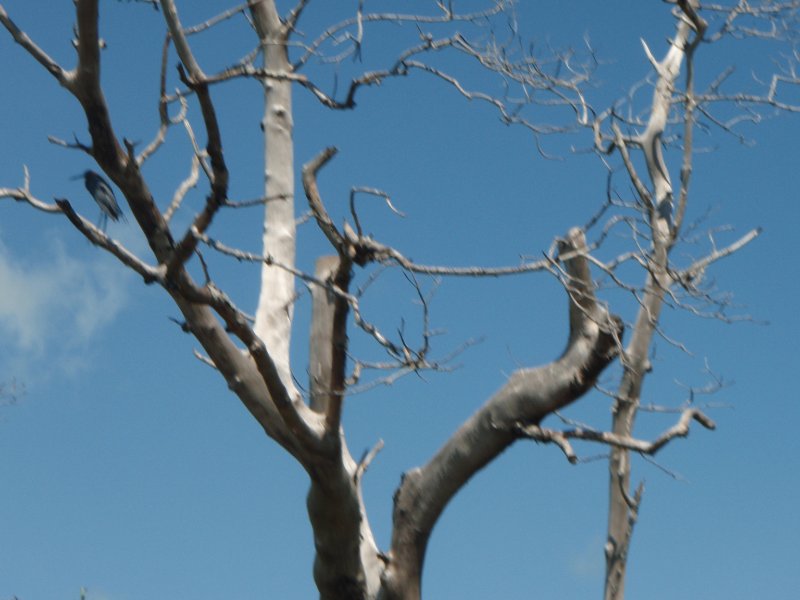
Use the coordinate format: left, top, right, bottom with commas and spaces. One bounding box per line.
71, 170, 124, 231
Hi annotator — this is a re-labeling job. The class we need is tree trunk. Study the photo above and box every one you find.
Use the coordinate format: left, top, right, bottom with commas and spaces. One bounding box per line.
604, 10, 695, 598
251, 1, 297, 391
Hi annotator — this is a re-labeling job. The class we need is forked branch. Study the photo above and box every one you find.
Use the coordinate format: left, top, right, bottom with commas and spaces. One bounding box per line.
520, 408, 716, 464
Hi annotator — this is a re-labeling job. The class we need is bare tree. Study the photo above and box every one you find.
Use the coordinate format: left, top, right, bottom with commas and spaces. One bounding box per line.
1, 1, 798, 598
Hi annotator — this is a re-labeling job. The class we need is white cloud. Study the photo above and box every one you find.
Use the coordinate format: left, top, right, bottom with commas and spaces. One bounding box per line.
0, 236, 128, 375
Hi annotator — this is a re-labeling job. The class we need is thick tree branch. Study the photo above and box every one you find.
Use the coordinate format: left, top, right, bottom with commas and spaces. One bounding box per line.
249, 0, 299, 391
306, 445, 383, 600
74, 0, 123, 170
306, 260, 381, 600
309, 256, 352, 434
382, 228, 622, 600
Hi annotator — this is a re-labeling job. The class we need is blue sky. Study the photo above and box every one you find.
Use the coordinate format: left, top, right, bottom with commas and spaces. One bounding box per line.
1, 2, 798, 599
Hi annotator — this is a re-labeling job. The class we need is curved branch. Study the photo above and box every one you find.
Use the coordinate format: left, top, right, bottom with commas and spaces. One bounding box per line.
303, 147, 345, 251
382, 228, 623, 599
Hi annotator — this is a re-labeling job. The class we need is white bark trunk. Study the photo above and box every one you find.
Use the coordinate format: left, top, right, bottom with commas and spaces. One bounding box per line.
251, 2, 297, 391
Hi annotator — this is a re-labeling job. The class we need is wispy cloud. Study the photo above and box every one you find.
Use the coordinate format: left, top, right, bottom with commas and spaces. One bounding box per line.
0, 236, 129, 378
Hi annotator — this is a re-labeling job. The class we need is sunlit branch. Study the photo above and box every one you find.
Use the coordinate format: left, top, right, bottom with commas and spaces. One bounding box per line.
0, 166, 62, 214
520, 407, 716, 463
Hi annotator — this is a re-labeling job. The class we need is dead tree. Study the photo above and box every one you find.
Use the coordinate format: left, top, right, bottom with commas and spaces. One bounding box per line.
1, 1, 798, 598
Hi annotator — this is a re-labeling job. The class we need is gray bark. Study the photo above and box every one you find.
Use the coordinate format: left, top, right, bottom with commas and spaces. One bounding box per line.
2, 2, 755, 599
380, 229, 622, 599
604, 5, 701, 598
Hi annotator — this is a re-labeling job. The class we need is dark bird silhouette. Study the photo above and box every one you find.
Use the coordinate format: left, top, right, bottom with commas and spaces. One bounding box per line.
71, 170, 124, 231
